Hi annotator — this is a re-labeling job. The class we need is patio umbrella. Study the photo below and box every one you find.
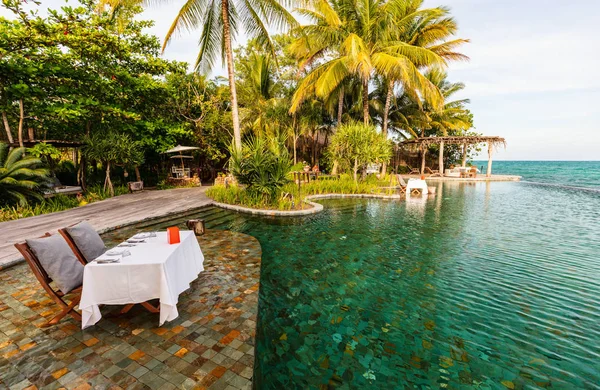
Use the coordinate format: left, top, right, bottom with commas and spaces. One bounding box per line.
163, 145, 200, 154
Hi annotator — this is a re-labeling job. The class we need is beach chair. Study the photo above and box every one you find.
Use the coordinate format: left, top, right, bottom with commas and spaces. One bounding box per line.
407, 165, 420, 175
59, 222, 159, 315
58, 222, 106, 265
425, 167, 441, 177
14, 234, 83, 327
396, 174, 408, 194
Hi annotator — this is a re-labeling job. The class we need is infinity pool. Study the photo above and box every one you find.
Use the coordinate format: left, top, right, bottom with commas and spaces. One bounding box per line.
109, 181, 600, 388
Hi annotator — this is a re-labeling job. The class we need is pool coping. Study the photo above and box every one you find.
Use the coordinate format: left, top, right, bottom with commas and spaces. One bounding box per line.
212, 193, 401, 217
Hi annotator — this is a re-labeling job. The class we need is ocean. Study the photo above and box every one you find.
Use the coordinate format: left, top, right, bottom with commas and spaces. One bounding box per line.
475, 160, 600, 190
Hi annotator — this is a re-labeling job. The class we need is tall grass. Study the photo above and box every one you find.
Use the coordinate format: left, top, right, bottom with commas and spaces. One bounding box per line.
206, 174, 398, 211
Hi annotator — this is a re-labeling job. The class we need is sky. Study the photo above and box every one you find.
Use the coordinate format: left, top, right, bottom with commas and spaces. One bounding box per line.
3, 0, 600, 160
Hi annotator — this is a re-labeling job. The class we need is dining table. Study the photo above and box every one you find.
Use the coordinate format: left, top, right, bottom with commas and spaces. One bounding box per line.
406, 178, 429, 195
79, 230, 204, 329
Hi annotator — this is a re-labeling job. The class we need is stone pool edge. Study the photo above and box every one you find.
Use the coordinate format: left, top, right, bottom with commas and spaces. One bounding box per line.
212, 193, 401, 217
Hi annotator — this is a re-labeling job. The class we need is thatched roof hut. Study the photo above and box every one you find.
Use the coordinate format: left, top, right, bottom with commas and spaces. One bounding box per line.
400, 136, 506, 177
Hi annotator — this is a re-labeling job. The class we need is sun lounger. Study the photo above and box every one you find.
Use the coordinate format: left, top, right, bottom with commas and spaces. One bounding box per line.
407, 165, 420, 175
43, 176, 82, 198
425, 167, 441, 177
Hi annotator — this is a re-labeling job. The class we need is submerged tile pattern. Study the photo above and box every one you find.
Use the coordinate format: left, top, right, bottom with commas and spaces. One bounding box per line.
0, 230, 261, 389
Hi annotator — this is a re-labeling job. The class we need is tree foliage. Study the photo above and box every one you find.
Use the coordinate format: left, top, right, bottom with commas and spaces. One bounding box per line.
82, 132, 143, 195
328, 122, 391, 182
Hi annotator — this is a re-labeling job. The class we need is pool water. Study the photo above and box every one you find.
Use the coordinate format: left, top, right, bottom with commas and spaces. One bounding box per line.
106, 181, 600, 389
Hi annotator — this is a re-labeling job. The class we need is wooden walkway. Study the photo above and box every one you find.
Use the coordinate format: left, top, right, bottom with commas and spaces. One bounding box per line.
0, 186, 212, 269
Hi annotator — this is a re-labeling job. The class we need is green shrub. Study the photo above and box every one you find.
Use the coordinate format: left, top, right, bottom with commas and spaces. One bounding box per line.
229, 137, 292, 202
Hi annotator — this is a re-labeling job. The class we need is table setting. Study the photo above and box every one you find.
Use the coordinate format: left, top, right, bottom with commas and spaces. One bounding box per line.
406, 178, 429, 196
79, 229, 204, 329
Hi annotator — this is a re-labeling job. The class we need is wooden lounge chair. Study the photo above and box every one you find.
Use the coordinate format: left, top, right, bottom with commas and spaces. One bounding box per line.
59, 225, 159, 315
425, 167, 441, 177
14, 234, 82, 327
407, 165, 420, 175
58, 227, 90, 265
396, 174, 408, 194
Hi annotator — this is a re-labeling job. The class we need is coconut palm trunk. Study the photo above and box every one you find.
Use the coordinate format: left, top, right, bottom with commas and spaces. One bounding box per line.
221, 0, 242, 151
362, 79, 369, 125
381, 80, 393, 176
330, 88, 344, 175
337, 88, 344, 125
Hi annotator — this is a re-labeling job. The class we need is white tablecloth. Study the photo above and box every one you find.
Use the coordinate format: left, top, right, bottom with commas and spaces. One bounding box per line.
79, 230, 204, 328
406, 179, 429, 195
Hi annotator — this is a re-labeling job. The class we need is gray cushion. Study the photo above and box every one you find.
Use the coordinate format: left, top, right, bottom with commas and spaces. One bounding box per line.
26, 235, 84, 293
66, 221, 106, 262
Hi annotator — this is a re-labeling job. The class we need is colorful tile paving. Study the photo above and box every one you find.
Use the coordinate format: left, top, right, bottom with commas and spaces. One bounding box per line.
0, 230, 260, 390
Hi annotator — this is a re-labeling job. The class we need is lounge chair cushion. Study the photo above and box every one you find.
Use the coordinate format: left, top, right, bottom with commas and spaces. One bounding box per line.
26, 234, 84, 293
66, 221, 106, 262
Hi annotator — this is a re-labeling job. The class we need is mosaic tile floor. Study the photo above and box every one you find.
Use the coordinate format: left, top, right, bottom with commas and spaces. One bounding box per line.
0, 230, 261, 390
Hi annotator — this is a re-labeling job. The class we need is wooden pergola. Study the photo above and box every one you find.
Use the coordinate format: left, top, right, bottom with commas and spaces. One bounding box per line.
400, 136, 506, 177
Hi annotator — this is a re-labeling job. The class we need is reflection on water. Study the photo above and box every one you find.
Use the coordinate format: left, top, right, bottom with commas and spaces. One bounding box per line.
104, 182, 600, 389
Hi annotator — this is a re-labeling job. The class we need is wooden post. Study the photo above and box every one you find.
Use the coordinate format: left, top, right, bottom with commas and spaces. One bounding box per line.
438, 140, 444, 176
420, 147, 426, 174
487, 143, 493, 177
461, 143, 467, 167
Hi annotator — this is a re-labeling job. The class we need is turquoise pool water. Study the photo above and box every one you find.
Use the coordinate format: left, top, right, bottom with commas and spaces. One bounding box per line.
106, 181, 600, 389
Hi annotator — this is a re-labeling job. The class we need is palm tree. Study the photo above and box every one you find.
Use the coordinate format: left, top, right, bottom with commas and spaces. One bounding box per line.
379, 3, 468, 139
0, 143, 49, 206
377, 2, 468, 175
237, 52, 292, 140
160, 0, 297, 151
424, 68, 472, 137
290, 0, 446, 126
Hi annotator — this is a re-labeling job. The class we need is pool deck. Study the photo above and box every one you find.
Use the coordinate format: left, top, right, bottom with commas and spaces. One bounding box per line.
0, 230, 260, 389
0, 187, 212, 270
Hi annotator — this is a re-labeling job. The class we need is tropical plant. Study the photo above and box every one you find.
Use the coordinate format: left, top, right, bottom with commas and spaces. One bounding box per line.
328, 122, 391, 182
289, 0, 446, 125
81, 133, 144, 196
159, 0, 298, 151
28, 142, 63, 169
229, 136, 292, 200
0, 143, 49, 206
378, 3, 468, 141
423, 68, 473, 136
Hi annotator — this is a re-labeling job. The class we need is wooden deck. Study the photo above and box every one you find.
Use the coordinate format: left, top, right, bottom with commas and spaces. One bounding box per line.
0, 187, 212, 269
